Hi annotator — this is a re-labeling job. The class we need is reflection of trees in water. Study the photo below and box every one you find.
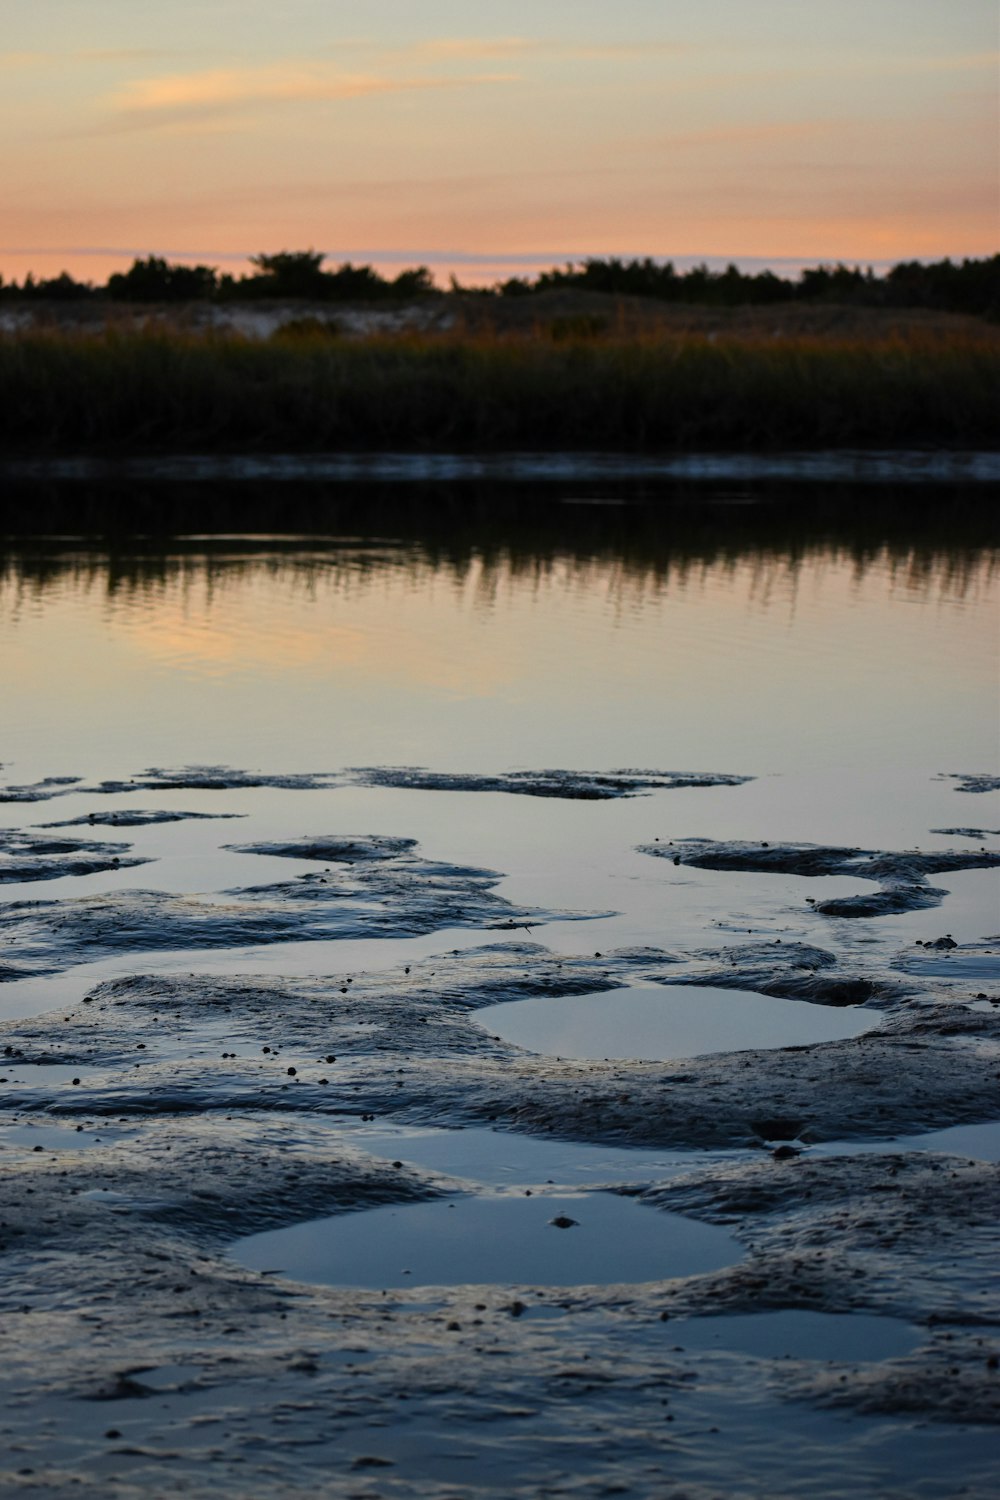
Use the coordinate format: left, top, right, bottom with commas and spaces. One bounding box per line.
0, 483, 996, 610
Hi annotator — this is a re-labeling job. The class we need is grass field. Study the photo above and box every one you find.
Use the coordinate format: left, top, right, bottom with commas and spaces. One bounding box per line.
1, 323, 997, 452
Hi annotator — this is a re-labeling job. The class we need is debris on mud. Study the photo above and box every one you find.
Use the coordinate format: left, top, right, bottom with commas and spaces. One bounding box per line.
640, 838, 1000, 917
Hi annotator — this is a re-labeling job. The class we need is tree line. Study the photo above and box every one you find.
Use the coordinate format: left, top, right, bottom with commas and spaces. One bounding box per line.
1, 248, 997, 317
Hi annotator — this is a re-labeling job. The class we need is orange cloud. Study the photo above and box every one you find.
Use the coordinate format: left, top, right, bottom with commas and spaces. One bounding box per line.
105, 60, 519, 129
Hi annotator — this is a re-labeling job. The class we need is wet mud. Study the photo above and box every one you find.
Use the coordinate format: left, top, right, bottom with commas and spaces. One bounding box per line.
941, 773, 1000, 794
3, 762, 754, 807
0, 793, 997, 1498
0, 831, 151, 885
0, 838, 591, 979
0, 775, 83, 804
39, 810, 245, 828
5, 940, 996, 1147
930, 827, 1000, 839
642, 838, 1000, 917
349, 767, 754, 798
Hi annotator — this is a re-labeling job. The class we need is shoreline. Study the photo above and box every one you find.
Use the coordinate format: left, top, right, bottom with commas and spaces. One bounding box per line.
3, 447, 1000, 485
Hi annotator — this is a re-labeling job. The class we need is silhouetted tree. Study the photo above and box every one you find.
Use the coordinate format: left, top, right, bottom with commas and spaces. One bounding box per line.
107, 256, 217, 302
244, 250, 329, 298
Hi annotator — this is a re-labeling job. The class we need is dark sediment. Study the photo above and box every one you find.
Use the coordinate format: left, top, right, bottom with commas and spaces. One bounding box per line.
0, 775, 82, 803
0, 937, 996, 1497
5, 941, 995, 1149
225, 835, 418, 862
0, 840, 598, 978
350, 766, 753, 798
0, 830, 151, 884
1, 796, 998, 1495
39, 809, 245, 828
89, 765, 343, 794
640, 838, 1000, 917
942, 773, 1000, 795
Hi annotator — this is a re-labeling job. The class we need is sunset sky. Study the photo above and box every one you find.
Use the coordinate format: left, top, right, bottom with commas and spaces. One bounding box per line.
2, 0, 997, 286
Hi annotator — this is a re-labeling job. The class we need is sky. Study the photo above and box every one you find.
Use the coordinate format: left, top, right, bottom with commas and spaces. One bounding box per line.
1, 0, 997, 286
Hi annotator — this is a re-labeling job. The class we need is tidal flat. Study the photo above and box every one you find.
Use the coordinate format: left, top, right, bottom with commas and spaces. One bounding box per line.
0, 491, 997, 1498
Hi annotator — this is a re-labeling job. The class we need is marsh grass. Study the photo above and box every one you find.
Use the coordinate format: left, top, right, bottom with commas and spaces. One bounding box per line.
1, 325, 996, 452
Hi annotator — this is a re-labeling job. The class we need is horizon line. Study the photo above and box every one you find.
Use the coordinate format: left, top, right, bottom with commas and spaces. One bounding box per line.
1, 246, 976, 279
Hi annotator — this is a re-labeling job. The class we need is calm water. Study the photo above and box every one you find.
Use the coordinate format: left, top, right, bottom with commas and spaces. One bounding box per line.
1, 483, 997, 1014
2, 485, 997, 784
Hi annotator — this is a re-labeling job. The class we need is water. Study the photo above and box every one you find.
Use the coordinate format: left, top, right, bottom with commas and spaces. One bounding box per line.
2, 488, 996, 783
660, 1310, 923, 1363
232, 1190, 742, 1288
476, 982, 877, 1061
1, 484, 998, 1498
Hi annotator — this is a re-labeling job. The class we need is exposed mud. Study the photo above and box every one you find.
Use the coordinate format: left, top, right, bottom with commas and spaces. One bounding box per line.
89, 765, 343, 794
1, 798, 998, 1497
0, 839, 594, 979
39, 810, 245, 828
641, 838, 1000, 917
942, 773, 1000, 794
0, 775, 82, 803
0, 831, 151, 884
350, 767, 753, 798
4, 941, 996, 1147
225, 835, 419, 863
0, 940, 997, 1497
4, 762, 754, 806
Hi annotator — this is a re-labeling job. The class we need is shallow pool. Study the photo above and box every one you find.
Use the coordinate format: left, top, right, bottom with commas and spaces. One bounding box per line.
232, 1190, 742, 1288
476, 982, 876, 1061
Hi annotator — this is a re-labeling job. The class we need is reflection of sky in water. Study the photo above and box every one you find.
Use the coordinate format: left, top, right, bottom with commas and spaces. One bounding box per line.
477, 982, 875, 1061
0, 538, 996, 782
233, 1190, 741, 1288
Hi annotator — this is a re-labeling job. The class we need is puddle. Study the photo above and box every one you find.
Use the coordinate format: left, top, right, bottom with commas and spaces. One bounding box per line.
897, 948, 1000, 982
0, 1062, 93, 1087
663, 1310, 924, 1363
815, 1119, 1000, 1163
231, 1191, 741, 1289
349, 1122, 739, 1187
0, 1122, 127, 1151
477, 983, 875, 1062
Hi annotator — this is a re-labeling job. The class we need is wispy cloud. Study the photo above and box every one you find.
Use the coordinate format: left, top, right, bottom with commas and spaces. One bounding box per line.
104, 61, 518, 130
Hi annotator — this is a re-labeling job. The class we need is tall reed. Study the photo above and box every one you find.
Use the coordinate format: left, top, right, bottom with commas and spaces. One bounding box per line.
0, 326, 995, 451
